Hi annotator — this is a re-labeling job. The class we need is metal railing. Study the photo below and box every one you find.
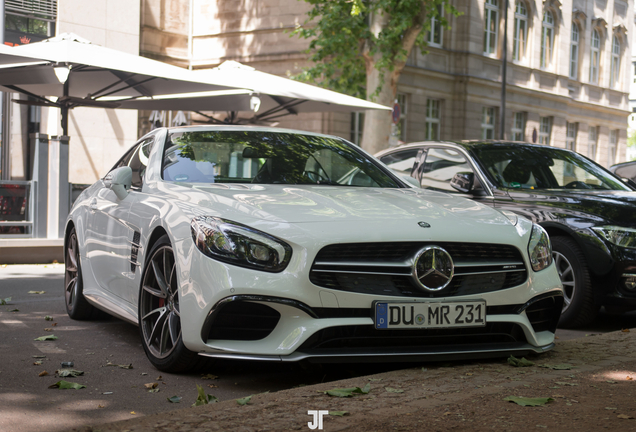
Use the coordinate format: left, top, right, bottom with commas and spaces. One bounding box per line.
0, 180, 35, 238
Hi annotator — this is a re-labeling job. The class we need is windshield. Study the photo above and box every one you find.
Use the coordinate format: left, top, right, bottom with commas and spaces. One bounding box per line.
470, 144, 630, 191
162, 130, 400, 187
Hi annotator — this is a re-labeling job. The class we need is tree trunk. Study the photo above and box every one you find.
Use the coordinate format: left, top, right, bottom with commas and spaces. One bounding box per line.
360, 65, 396, 155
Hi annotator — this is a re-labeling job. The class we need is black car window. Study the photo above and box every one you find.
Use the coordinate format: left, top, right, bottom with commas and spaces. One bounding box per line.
162, 131, 400, 187
419, 148, 472, 192
379, 149, 420, 176
471, 145, 631, 191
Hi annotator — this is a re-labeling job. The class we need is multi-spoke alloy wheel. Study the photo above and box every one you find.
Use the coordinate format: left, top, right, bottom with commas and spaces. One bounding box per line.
553, 250, 575, 314
140, 243, 181, 359
551, 236, 598, 328
138, 235, 205, 372
65, 227, 99, 320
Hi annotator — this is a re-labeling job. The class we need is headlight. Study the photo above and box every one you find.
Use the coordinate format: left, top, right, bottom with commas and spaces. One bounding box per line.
191, 216, 292, 272
592, 226, 636, 249
528, 224, 552, 272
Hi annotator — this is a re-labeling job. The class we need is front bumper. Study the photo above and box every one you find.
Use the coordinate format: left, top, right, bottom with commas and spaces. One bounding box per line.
178, 236, 563, 362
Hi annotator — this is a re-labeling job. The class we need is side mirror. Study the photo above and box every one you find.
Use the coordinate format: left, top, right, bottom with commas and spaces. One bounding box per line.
450, 172, 474, 193
104, 166, 132, 200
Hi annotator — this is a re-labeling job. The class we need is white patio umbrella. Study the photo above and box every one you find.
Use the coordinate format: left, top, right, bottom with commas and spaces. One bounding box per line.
0, 33, 240, 134
114, 61, 390, 123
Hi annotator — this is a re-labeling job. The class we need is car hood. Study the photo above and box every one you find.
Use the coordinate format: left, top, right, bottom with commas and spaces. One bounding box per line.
163, 183, 518, 232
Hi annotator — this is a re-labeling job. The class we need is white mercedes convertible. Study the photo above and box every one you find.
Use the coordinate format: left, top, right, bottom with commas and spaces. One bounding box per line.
64, 126, 563, 372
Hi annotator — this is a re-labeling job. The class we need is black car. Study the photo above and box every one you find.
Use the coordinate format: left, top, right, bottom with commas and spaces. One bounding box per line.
377, 141, 636, 328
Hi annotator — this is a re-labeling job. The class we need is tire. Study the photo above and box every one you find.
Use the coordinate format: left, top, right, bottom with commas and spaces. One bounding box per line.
551, 236, 599, 328
65, 227, 102, 320
138, 235, 210, 372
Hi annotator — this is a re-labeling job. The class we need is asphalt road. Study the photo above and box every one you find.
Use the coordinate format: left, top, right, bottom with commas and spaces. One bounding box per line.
1, 264, 635, 432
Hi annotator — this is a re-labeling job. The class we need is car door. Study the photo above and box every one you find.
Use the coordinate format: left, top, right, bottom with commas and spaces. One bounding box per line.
85, 136, 155, 301
116, 135, 157, 304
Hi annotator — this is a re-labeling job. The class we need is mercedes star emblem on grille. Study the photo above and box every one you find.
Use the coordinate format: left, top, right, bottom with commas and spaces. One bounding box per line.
413, 246, 454, 291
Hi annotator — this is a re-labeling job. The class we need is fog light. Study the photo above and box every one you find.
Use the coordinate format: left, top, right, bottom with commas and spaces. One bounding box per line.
624, 277, 636, 290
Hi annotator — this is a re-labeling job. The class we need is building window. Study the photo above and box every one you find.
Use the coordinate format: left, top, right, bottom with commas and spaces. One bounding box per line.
539, 117, 551, 145
396, 93, 408, 142
427, 4, 443, 47
483, 0, 499, 55
590, 29, 600, 84
482, 107, 496, 139
425, 99, 441, 140
350, 112, 364, 145
513, 1, 527, 61
566, 122, 577, 151
570, 23, 580, 79
588, 126, 598, 160
609, 130, 618, 166
511, 112, 525, 141
610, 36, 621, 88
541, 10, 554, 69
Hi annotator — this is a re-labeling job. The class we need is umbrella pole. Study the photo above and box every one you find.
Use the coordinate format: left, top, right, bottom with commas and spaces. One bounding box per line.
61, 79, 69, 136
61, 106, 68, 136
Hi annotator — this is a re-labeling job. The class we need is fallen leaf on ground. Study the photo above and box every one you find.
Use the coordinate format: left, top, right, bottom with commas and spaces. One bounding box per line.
167, 396, 181, 403
627, 376, 633, 381
538, 364, 575, 370
34, 335, 57, 341
323, 383, 371, 398
148, 389, 160, 393
43, 328, 53, 331
49, 380, 86, 389
193, 384, 219, 406
9, 308, 19, 312
0, 297, 12, 305
38, 371, 48, 377
385, 387, 404, 393
618, 414, 634, 419
330, 411, 349, 416
144, 382, 158, 389
32, 355, 46, 358
207, 384, 217, 388
507, 356, 534, 367
504, 396, 554, 407
607, 380, 617, 384
201, 374, 218, 380
237, 395, 252, 405
52, 323, 57, 326
104, 362, 133, 369
622, 328, 630, 333
56, 369, 84, 377
28, 291, 45, 294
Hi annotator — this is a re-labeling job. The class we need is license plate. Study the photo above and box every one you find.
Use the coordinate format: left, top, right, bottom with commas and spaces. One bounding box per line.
374, 301, 486, 329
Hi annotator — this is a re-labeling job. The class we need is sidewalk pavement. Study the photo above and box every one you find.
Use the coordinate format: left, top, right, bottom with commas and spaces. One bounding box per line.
68, 330, 636, 432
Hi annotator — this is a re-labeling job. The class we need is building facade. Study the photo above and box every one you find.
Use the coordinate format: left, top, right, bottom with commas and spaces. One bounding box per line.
0, 0, 633, 239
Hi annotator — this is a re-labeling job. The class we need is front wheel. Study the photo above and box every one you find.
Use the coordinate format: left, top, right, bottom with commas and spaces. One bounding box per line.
138, 235, 209, 372
65, 227, 102, 320
551, 236, 598, 328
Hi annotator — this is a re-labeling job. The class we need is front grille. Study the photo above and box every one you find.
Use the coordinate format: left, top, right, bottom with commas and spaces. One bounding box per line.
206, 301, 280, 341
297, 322, 527, 352
309, 242, 528, 298
524, 295, 563, 333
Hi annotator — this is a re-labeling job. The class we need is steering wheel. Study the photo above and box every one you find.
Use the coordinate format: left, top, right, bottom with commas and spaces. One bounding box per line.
304, 170, 330, 184
564, 181, 591, 189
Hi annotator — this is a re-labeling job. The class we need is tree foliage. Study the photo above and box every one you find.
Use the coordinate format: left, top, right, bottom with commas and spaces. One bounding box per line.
292, 0, 458, 99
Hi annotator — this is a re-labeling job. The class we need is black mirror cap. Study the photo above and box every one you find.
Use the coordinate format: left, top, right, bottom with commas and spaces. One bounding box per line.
450, 172, 474, 193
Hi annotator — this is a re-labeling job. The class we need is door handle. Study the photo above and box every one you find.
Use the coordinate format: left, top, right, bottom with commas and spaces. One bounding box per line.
89, 198, 97, 211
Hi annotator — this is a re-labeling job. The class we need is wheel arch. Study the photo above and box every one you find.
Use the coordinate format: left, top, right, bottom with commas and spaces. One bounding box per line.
541, 222, 612, 276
